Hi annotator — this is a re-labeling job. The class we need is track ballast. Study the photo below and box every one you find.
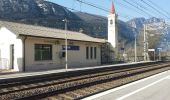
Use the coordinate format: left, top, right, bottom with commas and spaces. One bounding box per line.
0, 61, 170, 100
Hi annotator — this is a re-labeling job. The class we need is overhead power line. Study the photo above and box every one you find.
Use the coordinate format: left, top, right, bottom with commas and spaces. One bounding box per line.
130, 0, 154, 15
75, 0, 132, 20
76, 0, 170, 21
76, 0, 109, 13
65, 6, 107, 21
115, 0, 147, 17
140, 0, 170, 19
129, 0, 165, 19
122, 0, 152, 17
147, 0, 170, 18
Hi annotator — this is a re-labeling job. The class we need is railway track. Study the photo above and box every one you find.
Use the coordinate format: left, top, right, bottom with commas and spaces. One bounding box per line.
0, 61, 170, 100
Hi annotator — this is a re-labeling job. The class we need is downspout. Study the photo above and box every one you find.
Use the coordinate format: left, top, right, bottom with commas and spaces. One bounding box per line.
22, 36, 27, 72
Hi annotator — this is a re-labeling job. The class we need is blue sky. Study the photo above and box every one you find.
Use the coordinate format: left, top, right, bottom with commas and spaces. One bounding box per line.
47, 0, 170, 21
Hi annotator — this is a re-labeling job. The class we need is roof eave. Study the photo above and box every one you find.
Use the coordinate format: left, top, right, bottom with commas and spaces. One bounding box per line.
18, 34, 105, 44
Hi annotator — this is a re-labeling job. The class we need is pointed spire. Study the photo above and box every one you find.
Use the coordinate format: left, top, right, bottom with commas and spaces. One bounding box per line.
110, 1, 115, 14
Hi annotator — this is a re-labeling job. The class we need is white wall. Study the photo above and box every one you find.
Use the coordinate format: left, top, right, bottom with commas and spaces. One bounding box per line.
0, 44, 10, 69
108, 14, 117, 48
25, 37, 102, 71
0, 49, 1, 59
0, 27, 23, 71
14, 39, 23, 71
0, 27, 102, 72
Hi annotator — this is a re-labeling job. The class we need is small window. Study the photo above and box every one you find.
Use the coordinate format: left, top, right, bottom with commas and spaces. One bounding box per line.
110, 19, 113, 25
35, 44, 52, 61
90, 47, 93, 59
62, 52, 65, 57
94, 47, 97, 59
86, 47, 89, 59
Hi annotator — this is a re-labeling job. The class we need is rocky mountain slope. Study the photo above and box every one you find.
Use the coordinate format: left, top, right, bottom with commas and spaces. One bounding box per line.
127, 17, 170, 51
0, 0, 82, 32
0, 0, 169, 50
0, 0, 136, 42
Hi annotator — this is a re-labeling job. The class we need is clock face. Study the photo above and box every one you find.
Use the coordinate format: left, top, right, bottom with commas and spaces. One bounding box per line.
110, 19, 113, 25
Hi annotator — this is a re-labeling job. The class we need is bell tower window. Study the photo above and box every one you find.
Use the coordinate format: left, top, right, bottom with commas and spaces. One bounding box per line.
110, 19, 113, 25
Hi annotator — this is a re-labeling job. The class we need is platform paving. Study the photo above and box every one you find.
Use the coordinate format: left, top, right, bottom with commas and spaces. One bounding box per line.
83, 70, 170, 100
0, 61, 153, 81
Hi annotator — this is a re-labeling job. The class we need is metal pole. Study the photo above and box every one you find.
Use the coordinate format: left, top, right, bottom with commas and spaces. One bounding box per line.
135, 33, 137, 62
144, 24, 146, 61
159, 50, 161, 61
154, 50, 155, 61
63, 18, 68, 70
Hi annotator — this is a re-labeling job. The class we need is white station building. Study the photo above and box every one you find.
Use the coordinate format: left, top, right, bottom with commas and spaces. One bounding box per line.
0, 21, 106, 71
0, 2, 117, 72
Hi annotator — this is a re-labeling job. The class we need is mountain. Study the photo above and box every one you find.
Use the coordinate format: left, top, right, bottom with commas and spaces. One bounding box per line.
127, 17, 170, 51
127, 17, 164, 29
0, 0, 82, 31
0, 0, 136, 43
127, 17, 145, 29
0, 0, 105, 37
2, 0, 170, 57
1, 0, 168, 48
117, 20, 136, 42
146, 17, 164, 24
0, 0, 80, 20
74, 12, 107, 37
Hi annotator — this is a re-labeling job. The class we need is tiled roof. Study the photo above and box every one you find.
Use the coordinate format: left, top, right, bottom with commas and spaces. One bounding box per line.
0, 21, 106, 43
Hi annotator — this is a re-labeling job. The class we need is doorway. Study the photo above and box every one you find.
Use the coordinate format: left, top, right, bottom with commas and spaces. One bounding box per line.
10, 44, 14, 69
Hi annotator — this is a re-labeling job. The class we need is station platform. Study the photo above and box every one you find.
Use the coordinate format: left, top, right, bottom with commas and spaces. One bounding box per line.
0, 61, 154, 81
83, 70, 170, 100
0, 69, 17, 75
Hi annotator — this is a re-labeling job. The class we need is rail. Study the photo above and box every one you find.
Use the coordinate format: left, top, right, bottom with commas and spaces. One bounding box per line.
0, 61, 170, 100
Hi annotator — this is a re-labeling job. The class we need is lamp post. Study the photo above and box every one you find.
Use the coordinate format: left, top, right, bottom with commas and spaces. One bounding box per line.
134, 33, 137, 62
63, 18, 68, 70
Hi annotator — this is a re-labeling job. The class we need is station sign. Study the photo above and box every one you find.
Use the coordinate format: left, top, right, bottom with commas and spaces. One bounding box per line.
148, 49, 155, 52
120, 48, 125, 51
62, 45, 80, 50
157, 48, 162, 51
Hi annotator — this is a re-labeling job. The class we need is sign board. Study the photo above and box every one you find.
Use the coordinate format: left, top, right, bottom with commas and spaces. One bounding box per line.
62, 45, 80, 50
120, 48, 125, 51
148, 49, 155, 52
157, 48, 162, 51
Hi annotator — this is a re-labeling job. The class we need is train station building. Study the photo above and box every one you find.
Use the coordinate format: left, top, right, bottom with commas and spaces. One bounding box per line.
0, 2, 117, 72
0, 21, 105, 71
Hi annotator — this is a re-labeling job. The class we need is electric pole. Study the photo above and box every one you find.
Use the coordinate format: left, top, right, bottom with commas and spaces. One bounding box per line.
63, 18, 68, 70
135, 33, 137, 62
144, 24, 147, 61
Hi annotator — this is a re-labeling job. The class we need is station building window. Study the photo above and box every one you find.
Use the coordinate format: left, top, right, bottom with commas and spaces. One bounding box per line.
35, 44, 52, 61
86, 47, 97, 60
86, 47, 89, 59
90, 47, 93, 59
94, 47, 97, 59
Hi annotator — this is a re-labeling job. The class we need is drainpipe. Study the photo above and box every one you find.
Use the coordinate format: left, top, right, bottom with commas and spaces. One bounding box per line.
22, 36, 27, 72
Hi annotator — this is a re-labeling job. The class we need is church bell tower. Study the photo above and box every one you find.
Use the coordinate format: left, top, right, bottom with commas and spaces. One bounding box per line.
108, 1, 117, 48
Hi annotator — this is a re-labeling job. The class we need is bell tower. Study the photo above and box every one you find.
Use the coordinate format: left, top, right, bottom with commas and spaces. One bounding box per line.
108, 1, 117, 48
